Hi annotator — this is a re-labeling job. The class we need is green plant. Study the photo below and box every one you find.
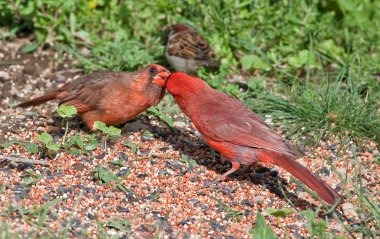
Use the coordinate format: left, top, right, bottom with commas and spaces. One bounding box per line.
249, 212, 277, 239
26, 199, 61, 231
64, 133, 99, 155
56, 104, 77, 145
147, 106, 175, 129
123, 141, 141, 155
93, 166, 121, 184
301, 209, 330, 239
36, 132, 59, 157
198, 65, 241, 97
246, 66, 380, 146
93, 121, 121, 149
211, 196, 242, 221
0, 138, 38, 154
22, 169, 44, 186
265, 208, 293, 238
179, 154, 197, 170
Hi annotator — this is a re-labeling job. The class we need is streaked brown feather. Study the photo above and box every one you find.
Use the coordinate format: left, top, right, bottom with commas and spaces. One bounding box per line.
166, 24, 218, 71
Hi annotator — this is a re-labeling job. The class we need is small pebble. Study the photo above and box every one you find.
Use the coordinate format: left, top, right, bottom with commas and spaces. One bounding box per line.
253, 196, 264, 203
241, 199, 254, 207
173, 121, 186, 128
72, 163, 85, 171
118, 152, 128, 161
86, 187, 96, 194
116, 205, 129, 213
117, 168, 129, 177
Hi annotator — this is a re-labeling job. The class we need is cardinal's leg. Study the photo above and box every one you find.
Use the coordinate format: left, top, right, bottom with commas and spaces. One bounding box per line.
202, 161, 241, 188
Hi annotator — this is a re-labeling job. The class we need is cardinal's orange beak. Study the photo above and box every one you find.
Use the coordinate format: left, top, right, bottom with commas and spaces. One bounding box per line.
152, 71, 170, 88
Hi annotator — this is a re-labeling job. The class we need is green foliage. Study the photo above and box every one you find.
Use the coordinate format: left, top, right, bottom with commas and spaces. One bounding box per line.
211, 196, 242, 221
57, 104, 77, 145
241, 55, 270, 71
123, 141, 141, 155
301, 209, 330, 239
3, 0, 378, 74
22, 169, 44, 186
102, 218, 131, 231
93, 166, 121, 184
1, 138, 38, 154
198, 65, 241, 97
26, 199, 61, 229
94, 121, 121, 149
247, 66, 380, 145
37, 133, 59, 152
64, 133, 99, 155
249, 213, 277, 239
179, 154, 197, 168
57, 105, 77, 118
147, 106, 175, 128
94, 122, 121, 138
265, 208, 293, 218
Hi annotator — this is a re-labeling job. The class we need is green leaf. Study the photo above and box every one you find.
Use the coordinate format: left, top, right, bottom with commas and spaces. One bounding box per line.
23, 177, 35, 185
103, 218, 131, 231
116, 184, 130, 193
93, 121, 108, 133
47, 143, 59, 151
123, 141, 140, 154
287, 50, 313, 68
57, 105, 77, 118
108, 126, 121, 137
21, 43, 38, 54
67, 149, 81, 155
85, 140, 99, 151
94, 167, 121, 184
265, 208, 293, 218
249, 213, 277, 239
301, 209, 328, 238
240, 54, 270, 71
22, 142, 39, 154
69, 13, 76, 33
23, 169, 44, 179
108, 160, 125, 167
147, 107, 175, 128
68, 134, 85, 149
0, 139, 19, 148
301, 209, 316, 221
179, 154, 197, 167
37, 133, 53, 145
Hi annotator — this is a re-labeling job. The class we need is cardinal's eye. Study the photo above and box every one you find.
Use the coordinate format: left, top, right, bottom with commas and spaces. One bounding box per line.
149, 67, 158, 75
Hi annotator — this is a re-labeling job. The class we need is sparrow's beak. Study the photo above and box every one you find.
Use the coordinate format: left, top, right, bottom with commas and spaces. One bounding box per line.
152, 71, 170, 88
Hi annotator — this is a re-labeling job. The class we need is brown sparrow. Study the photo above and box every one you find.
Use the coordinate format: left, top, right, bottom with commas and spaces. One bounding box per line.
165, 24, 218, 75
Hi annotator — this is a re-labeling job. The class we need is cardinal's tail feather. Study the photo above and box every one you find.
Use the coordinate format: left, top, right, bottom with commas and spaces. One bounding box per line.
258, 150, 340, 204
17, 92, 59, 108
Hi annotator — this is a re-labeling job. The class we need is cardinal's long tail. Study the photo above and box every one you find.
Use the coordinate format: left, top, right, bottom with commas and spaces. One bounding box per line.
258, 150, 340, 204
17, 92, 59, 108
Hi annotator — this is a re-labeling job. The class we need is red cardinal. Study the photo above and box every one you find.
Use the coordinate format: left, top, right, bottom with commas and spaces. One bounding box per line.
18, 64, 170, 130
166, 72, 340, 204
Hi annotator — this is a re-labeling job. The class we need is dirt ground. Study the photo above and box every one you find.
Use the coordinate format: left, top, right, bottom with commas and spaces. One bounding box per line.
0, 38, 379, 238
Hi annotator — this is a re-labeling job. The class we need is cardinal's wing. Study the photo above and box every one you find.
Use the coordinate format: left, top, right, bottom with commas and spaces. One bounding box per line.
195, 95, 294, 157
59, 72, 128, 113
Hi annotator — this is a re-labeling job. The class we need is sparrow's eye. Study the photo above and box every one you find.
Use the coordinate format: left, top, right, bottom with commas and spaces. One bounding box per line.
149, 67, 158, 75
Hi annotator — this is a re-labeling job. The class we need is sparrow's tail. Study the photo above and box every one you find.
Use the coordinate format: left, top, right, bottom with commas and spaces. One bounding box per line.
258, 150, 340, 204
17, 92, 59, 108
